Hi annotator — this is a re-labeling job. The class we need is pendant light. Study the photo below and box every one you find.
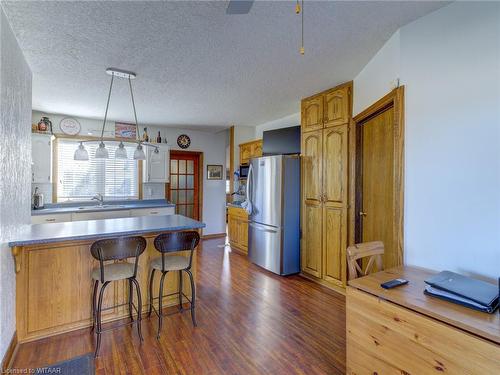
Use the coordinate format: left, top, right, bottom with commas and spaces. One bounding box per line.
133, 144, 146, 160
74, 141, 89, 160
73, 68, 164, 161
115, 141, 128, 159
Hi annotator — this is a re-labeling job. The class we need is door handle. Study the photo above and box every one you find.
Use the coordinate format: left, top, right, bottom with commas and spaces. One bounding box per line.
359, 211, 367, 217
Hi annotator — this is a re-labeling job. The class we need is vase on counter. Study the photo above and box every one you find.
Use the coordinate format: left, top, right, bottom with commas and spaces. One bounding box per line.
37, 116, 52, 133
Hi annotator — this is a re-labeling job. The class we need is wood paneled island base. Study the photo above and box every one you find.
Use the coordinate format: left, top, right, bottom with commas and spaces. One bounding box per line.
9, 215, 205, 343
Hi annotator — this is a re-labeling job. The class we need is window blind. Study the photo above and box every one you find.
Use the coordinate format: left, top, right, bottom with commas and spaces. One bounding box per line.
57, 139, 139, 202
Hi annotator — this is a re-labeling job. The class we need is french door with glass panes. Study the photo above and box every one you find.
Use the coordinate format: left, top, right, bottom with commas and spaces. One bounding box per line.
168, 151, 200, 220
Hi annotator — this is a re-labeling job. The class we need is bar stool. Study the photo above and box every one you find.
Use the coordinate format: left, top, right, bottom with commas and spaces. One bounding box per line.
148, 231, 200, 339
90, 236, 147, 357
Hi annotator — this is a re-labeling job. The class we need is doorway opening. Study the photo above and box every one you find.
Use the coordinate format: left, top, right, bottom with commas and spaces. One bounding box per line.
168, 151, 203, 221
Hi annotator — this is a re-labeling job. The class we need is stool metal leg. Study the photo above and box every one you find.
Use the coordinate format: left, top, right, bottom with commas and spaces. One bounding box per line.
178, 270, 183, 311
185, 269, 197, 327
148, 269, 155, 318
157, 271, 168, 339
95, 281, 110, 358
128, 279, 134, 322
131, 278, 144, 342
91, 280, 98, 333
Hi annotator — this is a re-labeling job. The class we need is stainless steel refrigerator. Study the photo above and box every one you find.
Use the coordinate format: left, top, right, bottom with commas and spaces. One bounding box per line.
246, 155, 300, 275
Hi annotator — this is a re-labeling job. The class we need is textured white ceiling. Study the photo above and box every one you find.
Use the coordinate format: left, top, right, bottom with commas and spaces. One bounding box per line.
2, 1, 448, 131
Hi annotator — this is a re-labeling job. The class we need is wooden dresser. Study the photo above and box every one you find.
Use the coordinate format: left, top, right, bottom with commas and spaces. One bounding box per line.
347, 266, 500, 374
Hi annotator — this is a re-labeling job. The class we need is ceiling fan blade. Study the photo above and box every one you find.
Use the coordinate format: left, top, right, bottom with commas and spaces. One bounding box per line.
226, 0, 254, 15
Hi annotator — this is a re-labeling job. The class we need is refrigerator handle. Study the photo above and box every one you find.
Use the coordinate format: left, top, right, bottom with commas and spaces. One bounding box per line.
244, 163, 253, 215
249, 222, 278, 233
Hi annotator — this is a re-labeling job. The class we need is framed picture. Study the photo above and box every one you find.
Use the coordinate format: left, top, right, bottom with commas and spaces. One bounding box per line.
207, 165, 223, 180
115, 122, 137, 139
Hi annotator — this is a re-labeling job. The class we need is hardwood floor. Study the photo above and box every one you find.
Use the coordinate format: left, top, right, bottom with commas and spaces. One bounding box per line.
11, 238, 346, 374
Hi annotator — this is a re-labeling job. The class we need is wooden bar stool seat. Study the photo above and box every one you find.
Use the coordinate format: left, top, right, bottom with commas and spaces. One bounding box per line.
90, 236, 147, 357
148, 231, 200, 339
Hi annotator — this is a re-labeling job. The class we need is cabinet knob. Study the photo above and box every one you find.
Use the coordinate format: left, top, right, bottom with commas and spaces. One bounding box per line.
359, 211, 367, 217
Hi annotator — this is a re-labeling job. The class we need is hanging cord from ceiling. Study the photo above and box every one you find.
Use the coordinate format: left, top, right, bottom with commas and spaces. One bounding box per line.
296, 0, 304, 55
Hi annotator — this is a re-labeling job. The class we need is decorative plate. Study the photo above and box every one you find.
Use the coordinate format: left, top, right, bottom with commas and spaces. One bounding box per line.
59, 117, 81, 136
177, 134, 191, 149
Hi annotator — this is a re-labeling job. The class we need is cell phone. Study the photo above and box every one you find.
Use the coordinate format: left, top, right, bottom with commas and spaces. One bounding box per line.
381, 278, 409, 289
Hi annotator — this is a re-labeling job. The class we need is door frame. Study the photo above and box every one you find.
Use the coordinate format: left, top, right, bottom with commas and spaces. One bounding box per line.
350, 86, 405, 266
166, 150, 204, 232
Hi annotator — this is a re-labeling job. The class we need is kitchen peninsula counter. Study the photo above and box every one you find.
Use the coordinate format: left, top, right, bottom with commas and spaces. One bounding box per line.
9, 214, 205, 343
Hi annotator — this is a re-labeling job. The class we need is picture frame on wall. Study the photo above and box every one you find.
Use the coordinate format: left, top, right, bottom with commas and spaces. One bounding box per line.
115, 122, 137, 139
207, 165, 223, 180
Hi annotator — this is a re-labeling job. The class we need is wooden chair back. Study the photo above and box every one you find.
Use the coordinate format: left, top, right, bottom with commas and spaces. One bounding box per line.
347, 241, 384, 281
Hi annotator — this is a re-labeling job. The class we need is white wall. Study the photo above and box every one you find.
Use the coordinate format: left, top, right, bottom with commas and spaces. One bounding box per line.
32, 111, 227, 235
353, 30, 400, 116
354, 2, 500, 280
0, 8, 32, 361
254, 113, 300, 139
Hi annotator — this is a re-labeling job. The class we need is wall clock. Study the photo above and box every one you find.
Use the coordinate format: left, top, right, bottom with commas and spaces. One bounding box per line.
177, 134, 191, 149
59, 117, 81, 136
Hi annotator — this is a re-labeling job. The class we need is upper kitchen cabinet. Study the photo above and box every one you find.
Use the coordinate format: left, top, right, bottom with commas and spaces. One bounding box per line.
143, 144, 170, 183
31, 133, 53, 183
324, 86, 350, 128
239, 139, 262, 165
301, 95, 323, 133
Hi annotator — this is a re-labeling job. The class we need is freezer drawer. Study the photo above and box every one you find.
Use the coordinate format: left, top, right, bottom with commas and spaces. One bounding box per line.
248, 221, 282, 275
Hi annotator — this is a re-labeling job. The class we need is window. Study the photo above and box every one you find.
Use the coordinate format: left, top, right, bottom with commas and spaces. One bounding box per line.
57, 139, 139, 202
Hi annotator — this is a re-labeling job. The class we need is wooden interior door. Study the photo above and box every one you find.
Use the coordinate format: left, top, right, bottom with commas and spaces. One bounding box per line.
301, 95, 324, 133
301, 130, 323, 278
322, 125, 348, 286
359, 107, 396, 268
169, 151, 200, 220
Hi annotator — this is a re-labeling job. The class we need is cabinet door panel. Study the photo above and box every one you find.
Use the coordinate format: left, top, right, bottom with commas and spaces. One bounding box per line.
238, 218, 248, 251
323, 206, 346, 286
252, 140, 262, 158
302, 203, 322, 277
301, 95, 323, 132
144, 146, 170, 183
324, 87, 349, 128
302, 130, 322, 203
32, 134, 52, 183
323, 125, 348, 206
228, 215, 239, 246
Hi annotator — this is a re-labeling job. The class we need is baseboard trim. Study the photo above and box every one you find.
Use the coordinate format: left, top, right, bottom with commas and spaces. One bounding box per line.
201, 233, 226, 240
299, 273, 346, 296
1, 331, 18, 371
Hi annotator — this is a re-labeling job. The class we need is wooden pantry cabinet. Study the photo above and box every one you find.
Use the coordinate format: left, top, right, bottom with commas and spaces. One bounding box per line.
239, 139, 262, 165
301, 81, 352, 291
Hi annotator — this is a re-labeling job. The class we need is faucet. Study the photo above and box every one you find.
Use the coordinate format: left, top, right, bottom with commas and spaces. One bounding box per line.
91, 193, 104, 206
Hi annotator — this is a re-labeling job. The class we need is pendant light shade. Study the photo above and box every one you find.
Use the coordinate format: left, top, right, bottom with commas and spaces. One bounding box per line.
74, 142, 89, 161
95, 142, 109, 159
115, 142, 128, 159
133, 144, 146, 160
150, 147, 161, 162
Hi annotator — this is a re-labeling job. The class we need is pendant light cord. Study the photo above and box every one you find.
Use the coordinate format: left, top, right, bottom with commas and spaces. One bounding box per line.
128, 77, 140, 142
301, 0, 304, 54
101, 73, 114, 140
